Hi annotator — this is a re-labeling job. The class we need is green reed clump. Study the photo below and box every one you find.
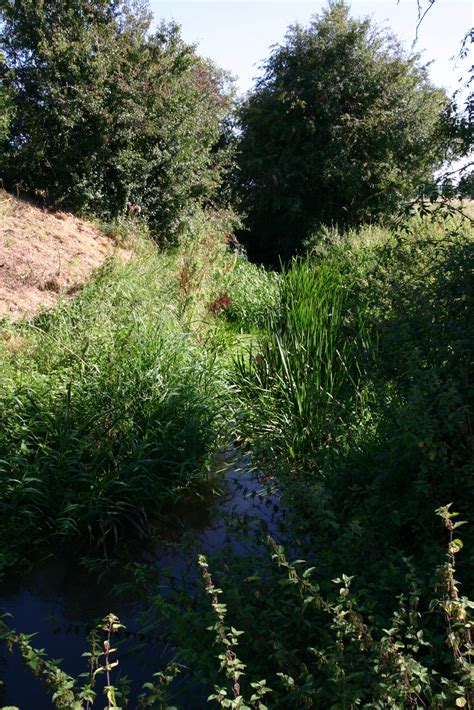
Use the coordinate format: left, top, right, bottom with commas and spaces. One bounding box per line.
235, 255, 368, 466
0, 239, 229, 561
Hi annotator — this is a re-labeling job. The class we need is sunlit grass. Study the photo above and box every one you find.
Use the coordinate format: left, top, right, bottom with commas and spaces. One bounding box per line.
0, 215, 236, 562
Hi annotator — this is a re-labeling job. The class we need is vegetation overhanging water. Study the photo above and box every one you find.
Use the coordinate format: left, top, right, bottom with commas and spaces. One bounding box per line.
0, 209, 472, 708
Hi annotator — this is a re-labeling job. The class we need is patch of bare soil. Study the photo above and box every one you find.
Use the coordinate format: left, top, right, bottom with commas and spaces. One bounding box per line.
0, 191, 131, 320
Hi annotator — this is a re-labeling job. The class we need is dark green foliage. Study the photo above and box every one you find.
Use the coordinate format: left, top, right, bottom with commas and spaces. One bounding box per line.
459, 171, 474, 199
235, 1, 451, 261
0, 0, 232, 242
235, 218, 474, 578
2, 515, 474, 708
0, 52, 13, 143
166, 511, 473, 709
327, 223, 474, 553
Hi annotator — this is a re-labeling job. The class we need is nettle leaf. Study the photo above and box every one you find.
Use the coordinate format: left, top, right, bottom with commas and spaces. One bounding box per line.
449, 539, 464, 553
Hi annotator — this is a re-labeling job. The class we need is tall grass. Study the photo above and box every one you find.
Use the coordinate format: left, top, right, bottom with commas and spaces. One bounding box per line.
235, 256, 368, 465
223, 260, 280, 332
0, 228, 232, 563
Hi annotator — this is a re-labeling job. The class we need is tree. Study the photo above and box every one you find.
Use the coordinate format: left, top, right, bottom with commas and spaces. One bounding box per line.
0, 51, 13, 144
235, 1, 452, 261
0, 0, 232, 242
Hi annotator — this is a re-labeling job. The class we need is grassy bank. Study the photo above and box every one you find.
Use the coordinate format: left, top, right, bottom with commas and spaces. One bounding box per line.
0, 214, 240, 568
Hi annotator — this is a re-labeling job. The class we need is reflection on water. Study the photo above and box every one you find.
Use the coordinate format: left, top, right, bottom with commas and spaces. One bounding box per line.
0, 451, 286, 709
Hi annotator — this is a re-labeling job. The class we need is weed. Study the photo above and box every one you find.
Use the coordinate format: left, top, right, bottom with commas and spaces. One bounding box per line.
223, 262, 280, 333
0, 612, 181, 709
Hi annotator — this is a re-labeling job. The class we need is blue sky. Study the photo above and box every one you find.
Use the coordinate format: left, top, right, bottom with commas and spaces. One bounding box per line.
149, 1, 472, 97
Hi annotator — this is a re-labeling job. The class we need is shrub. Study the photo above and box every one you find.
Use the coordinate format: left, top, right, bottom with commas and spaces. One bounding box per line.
323, 220, 474, 550
0, 51, 13, 143
235, 216, 474, 581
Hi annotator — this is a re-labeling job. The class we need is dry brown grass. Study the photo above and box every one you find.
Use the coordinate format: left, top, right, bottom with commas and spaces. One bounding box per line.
0, 190, 132, 319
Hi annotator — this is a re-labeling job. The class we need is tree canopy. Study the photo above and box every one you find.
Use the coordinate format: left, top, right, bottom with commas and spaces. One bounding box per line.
0, 52, 13, 143
0, 0, 232, 242
235, 1, 453, 261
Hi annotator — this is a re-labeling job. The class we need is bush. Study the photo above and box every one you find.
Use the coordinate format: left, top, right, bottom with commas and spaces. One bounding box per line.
235, 1, 452, 261
323, 220, 474, 551
235, 217, 474, 583
0, 51, 13, 143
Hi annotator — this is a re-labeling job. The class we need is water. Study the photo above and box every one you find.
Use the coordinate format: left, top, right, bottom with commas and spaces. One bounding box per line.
0, 452, 286, 709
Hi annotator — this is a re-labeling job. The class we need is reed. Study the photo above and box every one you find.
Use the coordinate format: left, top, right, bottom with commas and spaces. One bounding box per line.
235, 256, 368, 465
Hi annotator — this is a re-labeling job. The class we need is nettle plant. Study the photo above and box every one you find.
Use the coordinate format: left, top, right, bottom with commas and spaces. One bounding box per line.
195, 506, 473, 709
0, 613, 181, 710
198, 554, 272, 710
1, 507, 472, 709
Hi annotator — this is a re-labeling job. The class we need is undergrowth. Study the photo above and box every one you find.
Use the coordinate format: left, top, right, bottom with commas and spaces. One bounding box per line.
0, 213, 238, 568
234, 217, 473, 566
0, 212, 472, 708
1, 506, 472, 708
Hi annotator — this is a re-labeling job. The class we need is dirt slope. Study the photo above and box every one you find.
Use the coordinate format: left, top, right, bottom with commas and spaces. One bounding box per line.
0, 191, 131, 320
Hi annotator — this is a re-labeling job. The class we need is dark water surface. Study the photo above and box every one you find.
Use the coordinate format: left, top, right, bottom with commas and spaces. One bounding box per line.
0, 453, 285, 709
